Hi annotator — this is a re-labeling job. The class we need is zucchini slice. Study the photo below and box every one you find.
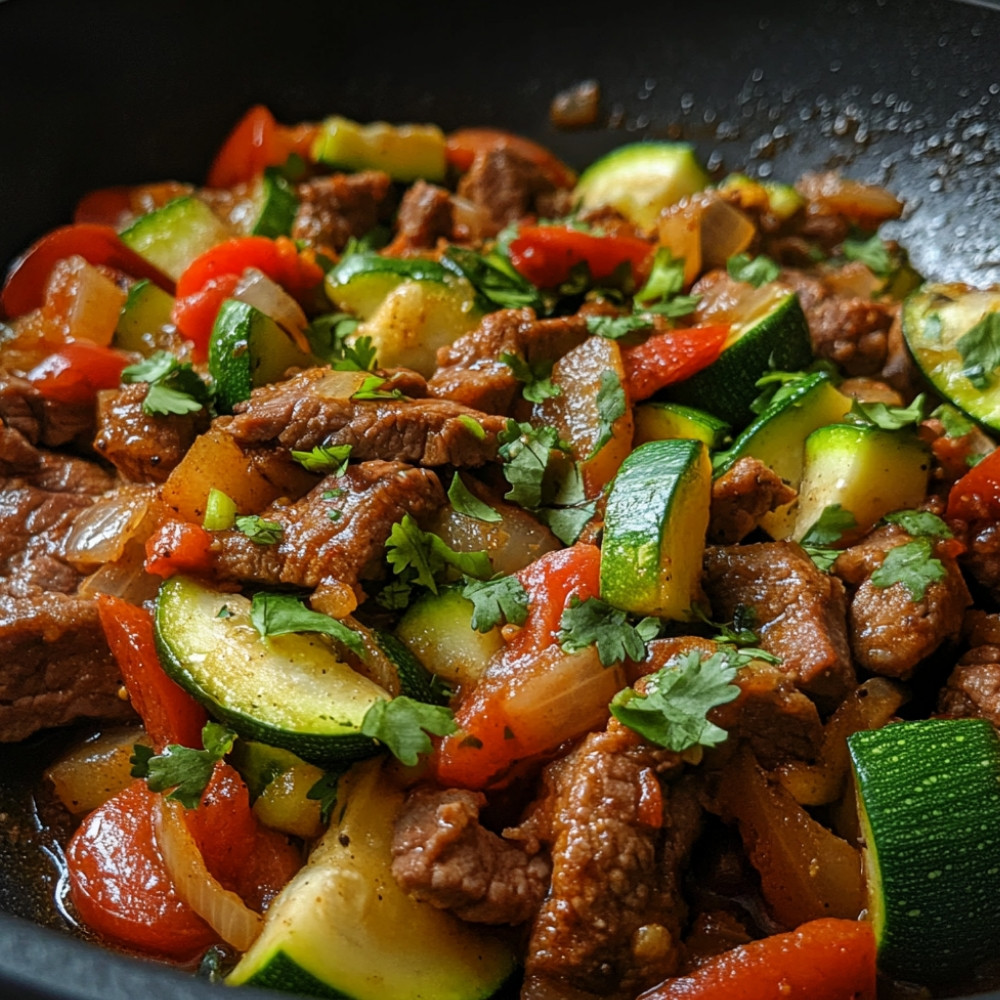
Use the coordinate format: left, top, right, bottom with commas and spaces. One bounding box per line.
600, 437, 711, 620
228, 758, 517, 999
113, 278, 176, 355
153, 576, 389, 766
632, 399, 731, 450
902, 282, 1000, 432
573, 141, 710, 231
249, 167, 300, 239
848, 717, 1000, 984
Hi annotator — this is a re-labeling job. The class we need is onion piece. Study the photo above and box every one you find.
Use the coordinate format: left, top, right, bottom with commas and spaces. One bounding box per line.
62, 485, 157, 568
232, 267, 310, 351
154, 797, 262, 952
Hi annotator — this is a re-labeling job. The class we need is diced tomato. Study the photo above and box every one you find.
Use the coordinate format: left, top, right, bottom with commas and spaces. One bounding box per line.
66, 779, 219, 962
432, 543, 604, 789
637, 918, 876, 1000
0, 223, 174, 320
144, 520, 216, 579
946, 445, 1000, 521
508, 225, 654, 289
96, 594, 207, 751
620, 325, 729, 402
25, 340, 131, 404
206, 105, 318, 189
445, 127, 578, 189
169, 272, 241, 360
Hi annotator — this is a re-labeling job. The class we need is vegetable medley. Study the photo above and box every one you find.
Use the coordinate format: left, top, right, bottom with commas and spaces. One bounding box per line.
5, 104, 1000, 1000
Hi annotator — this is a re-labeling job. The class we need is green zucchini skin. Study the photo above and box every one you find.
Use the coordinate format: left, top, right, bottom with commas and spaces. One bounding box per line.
848, 717, 1000, 984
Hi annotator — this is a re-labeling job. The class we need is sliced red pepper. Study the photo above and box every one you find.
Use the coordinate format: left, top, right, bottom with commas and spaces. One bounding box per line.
96, 593, 208, 751
1, 223, 174, 320
445, 127, 578, 189
25, 340, 131, 405
620, 325, 729, 402
144, 520, 216, 579
946, 445, 1000, 521
637, 918, 876, 1000
508, 225, 654, 289
170, 272, 241, 360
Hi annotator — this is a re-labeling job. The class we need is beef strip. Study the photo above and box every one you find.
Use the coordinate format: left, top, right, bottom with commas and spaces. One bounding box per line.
390, 786, 551, 925
0, 370, 95, 449
391, 180, 454, 250
212, 460, 444, 597
93, 383, 209, 483
291, 170, 395, 253
222, 365, 506, 467
0, 434, 131, 740
702, 541, 855, 706
833, 522, 970, 679
514, 720, 700, 1000
708, 457, 798, 545
456, 148, 560, 235
427, 308, 590, 413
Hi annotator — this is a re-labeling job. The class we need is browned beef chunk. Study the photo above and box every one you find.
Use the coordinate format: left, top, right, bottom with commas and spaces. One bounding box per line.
392, 180, 454, 251
515, 721, 699, 1000
93, 383, 209, 483
0, 436, 132, 740
708, 457, 797, 545
833, 522, 970, 679
703, 541, 855, 706
0, 371, 95, 449
291, 171, 395, 252
958, 521, 1000, 604
937, 612, 1000, 723
427, 308, 589, 413
212, 460, 444, 597
223, 366, 506, 467
456, 149, 559, 235
390, 786, 550, 925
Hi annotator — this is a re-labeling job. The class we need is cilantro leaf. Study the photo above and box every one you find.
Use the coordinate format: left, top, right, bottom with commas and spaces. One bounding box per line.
497, 420, 565, 509
360, 696, 457, 766
448, 473, 502, 523
122, 350, 212, 416
585, 314, 654, 341
351, 375, 406, 400
442, 245, 543, 311
500, 352, 561, 403
931, 402, 976, 439
234, 514, 283, 545
130, 721, 237, 809
535, 502, 597, 546
558, 596, 660, 666
250, 591, 364, 657
291, 443, 352, 475
798, 503, 858, 571
306, 765, 350, 825
635, 247, 685, 305
609, 649, 742, 752
956, 312, 1000, 389
882, 508, 952, 539
385, 514, 492, 593
375, 578, 413, 611
727, 252, 780, 288
842, 233, 892, 277
849, 393, 926, 430
305, 313, 376, 370
691, 603, 777, 657
461, 574, 530, 632
588, 369, 627, 459
458, 414, 486, 440
870, 538, 947, 601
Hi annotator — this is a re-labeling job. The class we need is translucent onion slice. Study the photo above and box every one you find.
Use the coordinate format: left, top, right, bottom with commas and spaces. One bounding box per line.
63, 486, 156, 568
233, 267, 310, 350
153, 798, 262, 952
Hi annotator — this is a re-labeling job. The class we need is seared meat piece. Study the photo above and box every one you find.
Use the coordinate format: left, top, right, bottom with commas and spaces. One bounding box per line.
937, 611, 1000, 723
213, 461, 444, 596
958, 521, 1000, 604
708, 457, 797, 545
392, 180, 454, 251
390, 786, 550, 925
515, 721, 699, 1000
456, 148, 560, 235
427, 307, 589, 413
833, 522, 970, 679
291, 170, 395, 253
223, 366, 506, 467
93, 383, 209, 483
703, 541, 855, 706
0, 371, 95, 449
0, 436, 132, 740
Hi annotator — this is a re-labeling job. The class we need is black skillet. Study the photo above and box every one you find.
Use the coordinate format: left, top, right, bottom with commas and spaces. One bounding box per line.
1, 0, 999, 997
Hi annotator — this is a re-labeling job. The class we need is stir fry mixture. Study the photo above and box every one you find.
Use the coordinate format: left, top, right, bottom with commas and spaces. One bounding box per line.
5, 105, 1000, 1000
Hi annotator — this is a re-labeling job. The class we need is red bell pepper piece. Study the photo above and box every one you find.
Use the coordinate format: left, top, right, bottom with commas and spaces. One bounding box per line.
946, 445, 1000, 521
25, 340, 131, 405
96, 593, 208, 751
169, 272, 241, 360
620, 325, 729, 402
508, 225, 654, 289
1, 223, 174, 319
637, 918, 876, 1000
445, 127, 578, 189
144, 520, 216, 580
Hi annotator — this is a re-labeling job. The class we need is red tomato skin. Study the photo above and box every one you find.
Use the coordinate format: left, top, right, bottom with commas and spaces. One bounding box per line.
144, 520, 216, 579
946, 446, 1000, 521
96, 594, 208, 751
509, 226, 654, 289
25, 341, 131, 404
620, 325, 729, 402
636, 918, 876, 1000
65, 780, 219, 962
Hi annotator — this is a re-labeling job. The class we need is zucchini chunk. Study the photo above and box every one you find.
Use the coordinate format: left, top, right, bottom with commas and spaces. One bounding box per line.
848, 717, 1000, 984
632, 399, 731, 450
114, 278, 176, 355
228, 758, 517, 999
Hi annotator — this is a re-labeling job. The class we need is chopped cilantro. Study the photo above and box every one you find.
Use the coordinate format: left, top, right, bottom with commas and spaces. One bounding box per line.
800, 503, 858, 572
558, 596, 660, 667
291, 443, 352, 475
448, 472, 502, 523
727, 252, 780, 288
500, 352, 561, 403
634, 247, 685, 305
351, 375, 405, 400
588, 369, 627, 458
130, 721, 237, 809
249, 591, 365, 657
461, 574, 530, 632
585, 314, 654, 341
234, 514, 283, 545
870, 538, 947, 601
956, 312, 1000, 389
882, 508, 952, 539
497, 420, 565, 509
360, 696, 457, 766
442, 245, 543, 310
609, 649, 742, 752
121, 350, 212, 416
848, 393, 926, 430
931, 402, 976, 439
375, 578, 413, 611
842, 232, 892, 277
306, 765, 350, 825
385, 514, 492, 593
305, 313, 376, 370
458, 414, 486, 440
